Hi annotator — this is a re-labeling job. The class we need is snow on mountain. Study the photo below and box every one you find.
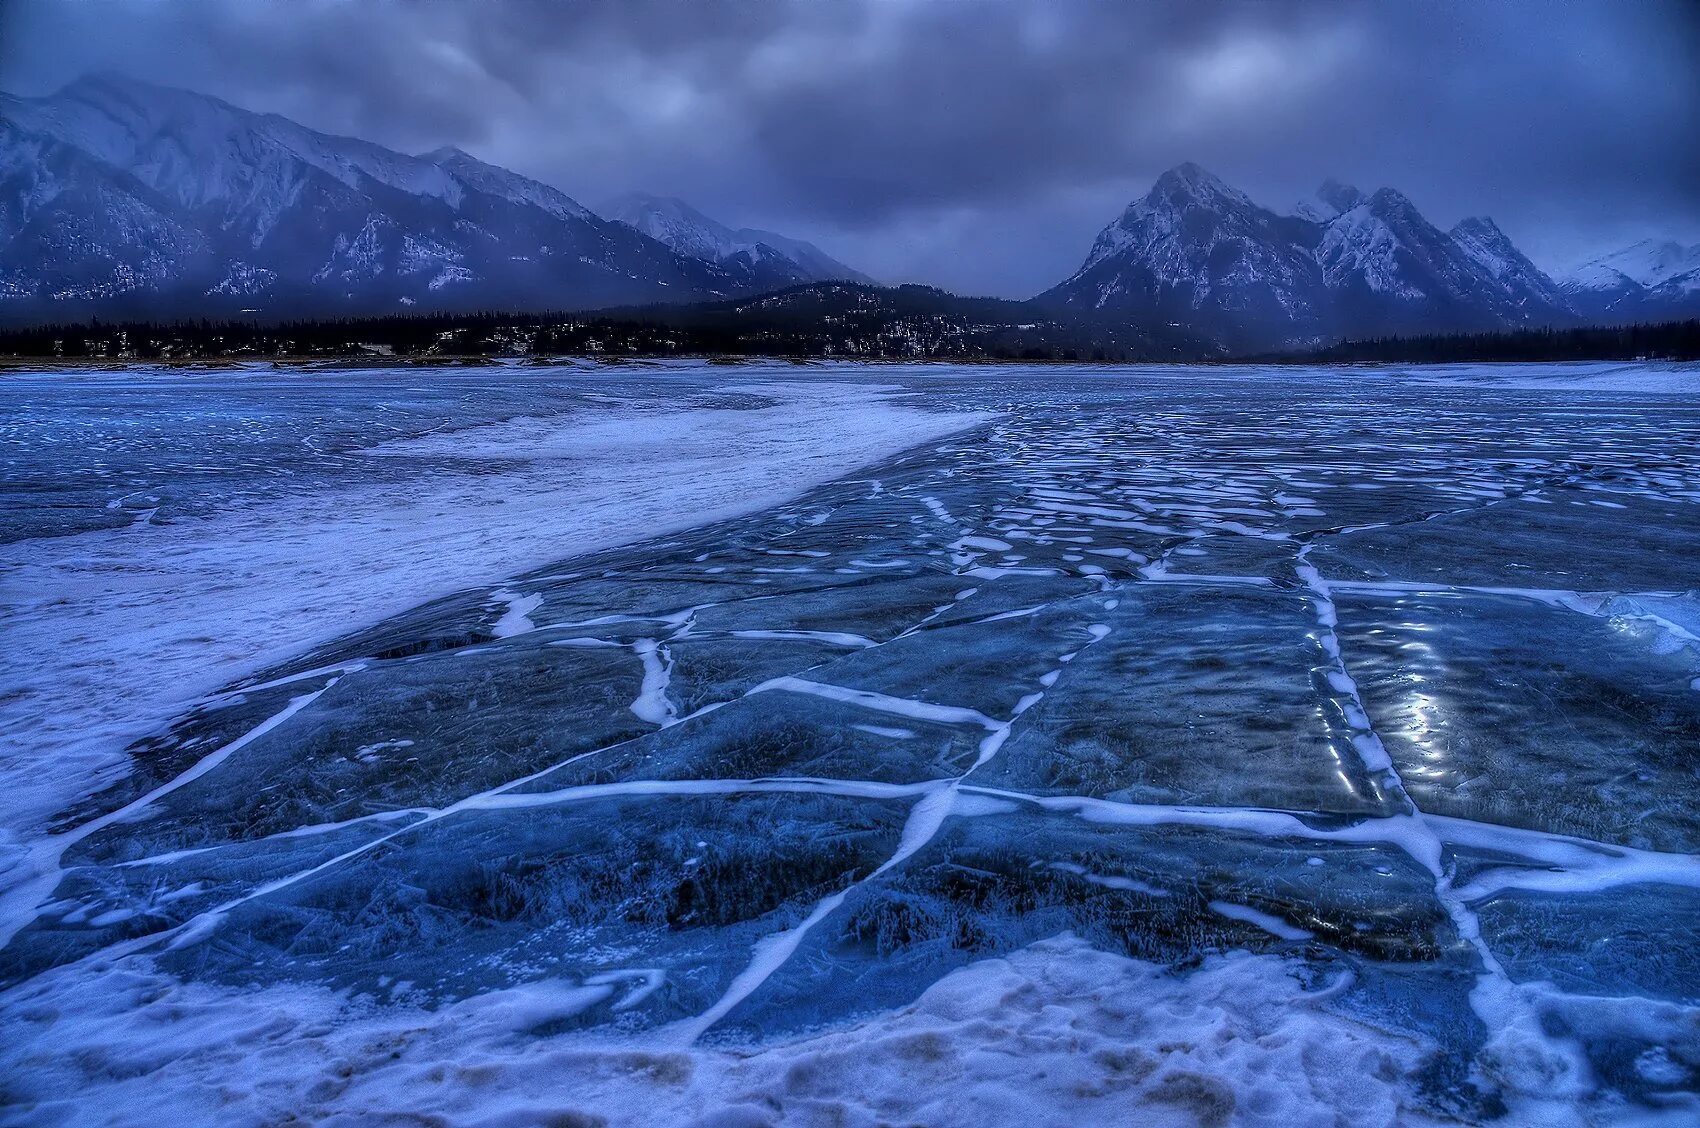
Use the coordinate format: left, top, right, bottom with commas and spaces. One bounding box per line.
1314, 191, 1432, 299
1643, 266, 1700, 318
601, 192, 870, 287
4, 73, 464, 237
1291, 178, 1367, 224
0, 113, 214, 301
1448, 216, 1569, 310
602, 193, 744, 262
1041, 164, 1577, 348
1559, 239, 1700, 319
3, 76, 1689, 340
1656, 267, 1700, 296
0, 73, 754, 317
1040, 163, 1325, 350
1566, 239, 1700, 291
423, 146, 589, 223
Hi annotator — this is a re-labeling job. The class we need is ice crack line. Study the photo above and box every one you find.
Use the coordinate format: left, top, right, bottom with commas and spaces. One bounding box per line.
1293, 540, 1598, 1094
0, 679, 341, 952
673, 613, 1114, 1043
2, 579, 1058, 983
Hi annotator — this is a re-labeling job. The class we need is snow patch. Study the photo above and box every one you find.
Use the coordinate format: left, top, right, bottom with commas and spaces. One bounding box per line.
0, 935, 1452, 1127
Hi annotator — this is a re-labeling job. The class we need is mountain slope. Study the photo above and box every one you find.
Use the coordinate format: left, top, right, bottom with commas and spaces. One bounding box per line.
1039, 165, 1575, 348
1448, 216, 1571, 314
600, 192, 870, 291
0, 74, 750, 319
1560, 239, 1700, 319
1035, 163, 1326, 350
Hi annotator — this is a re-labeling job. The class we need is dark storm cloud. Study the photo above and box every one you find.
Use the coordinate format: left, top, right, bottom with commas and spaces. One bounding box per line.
2, 0, 1696, 295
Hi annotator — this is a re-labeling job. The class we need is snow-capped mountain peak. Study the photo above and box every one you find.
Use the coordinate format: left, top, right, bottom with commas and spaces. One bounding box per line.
1564, 238, 1700, 292
1448, 216, 1569, 311
1043, 163, 1583, 347
602, 193, 742, 262
422, 146, 590, 222
1450, 216, 1526, 282
1294, 178, 1367, 223
0, 72, 751, 315
1144, 161, 1257, 214
1056, 163, 1328, 341
1556, 238, 1700, 319
599, 192, 869, 285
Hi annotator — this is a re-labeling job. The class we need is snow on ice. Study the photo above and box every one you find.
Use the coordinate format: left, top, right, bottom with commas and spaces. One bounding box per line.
4, 359, 1700, 1126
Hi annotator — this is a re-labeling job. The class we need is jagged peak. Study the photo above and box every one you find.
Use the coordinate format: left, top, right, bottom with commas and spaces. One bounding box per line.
1163, 160, 1222, 185
1367, 186, 1416, 211
1565, 237, 1700, 290
1359, 188, 1440, 233
1150, 161, 1242, 201
1449, 216, 1560, 294
422, 145, 476, 166
1451, 215, 1504, 238
1316, 178, 1366, 215
1117, 162, 1259, 225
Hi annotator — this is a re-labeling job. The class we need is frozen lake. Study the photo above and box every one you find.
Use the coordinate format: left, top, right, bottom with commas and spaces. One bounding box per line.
3, 359, 1699, 1125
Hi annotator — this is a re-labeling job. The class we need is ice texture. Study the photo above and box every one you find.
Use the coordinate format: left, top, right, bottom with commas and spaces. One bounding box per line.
3, 359, 1700, 1126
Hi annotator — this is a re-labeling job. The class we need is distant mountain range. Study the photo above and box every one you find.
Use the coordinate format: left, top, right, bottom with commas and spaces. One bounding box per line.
2, 74, 1696, 351
1558, 239, 1700, 319
1038, 162, 1699, 349
0, 74, 859, 321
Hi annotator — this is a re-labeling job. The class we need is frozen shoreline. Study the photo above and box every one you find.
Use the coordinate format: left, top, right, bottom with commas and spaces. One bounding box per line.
0, 379, 989, 844
0, 934, 1450, 1128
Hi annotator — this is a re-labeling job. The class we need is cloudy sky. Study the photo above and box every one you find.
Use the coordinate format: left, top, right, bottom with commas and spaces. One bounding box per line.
3, 0, 1695, 297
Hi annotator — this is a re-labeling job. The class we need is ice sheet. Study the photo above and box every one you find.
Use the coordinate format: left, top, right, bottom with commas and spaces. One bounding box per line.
0, 378, 987, 839
6, 360, 1700, 1125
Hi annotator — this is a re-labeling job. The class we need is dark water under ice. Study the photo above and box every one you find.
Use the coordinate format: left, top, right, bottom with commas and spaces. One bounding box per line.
3, 360, 1699, 1124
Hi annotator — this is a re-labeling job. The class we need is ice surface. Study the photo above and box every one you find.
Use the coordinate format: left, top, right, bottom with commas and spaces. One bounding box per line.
0, 370, 987, 840
4, 359, 1700, 1125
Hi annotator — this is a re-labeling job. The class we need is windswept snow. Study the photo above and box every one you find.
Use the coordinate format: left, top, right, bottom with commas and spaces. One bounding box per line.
0, 375, 985, 841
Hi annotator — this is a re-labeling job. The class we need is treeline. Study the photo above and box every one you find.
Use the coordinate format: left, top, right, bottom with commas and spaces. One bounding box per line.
1288, 320, 1700, 363
6, 297, 1693, 365
0, 284, 1194, 362
0, 310, 586, 359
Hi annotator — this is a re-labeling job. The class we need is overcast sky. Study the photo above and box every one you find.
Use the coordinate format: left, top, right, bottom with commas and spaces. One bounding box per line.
3, 0, 1696, 297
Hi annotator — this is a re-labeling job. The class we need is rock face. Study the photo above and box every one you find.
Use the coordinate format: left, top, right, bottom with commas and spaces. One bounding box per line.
1038, 163, 1579, 350
599, 193, 869, 292
0, 74, 748, 319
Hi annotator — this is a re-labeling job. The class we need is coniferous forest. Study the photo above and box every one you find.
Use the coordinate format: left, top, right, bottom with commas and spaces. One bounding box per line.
2, 287, 1695, 365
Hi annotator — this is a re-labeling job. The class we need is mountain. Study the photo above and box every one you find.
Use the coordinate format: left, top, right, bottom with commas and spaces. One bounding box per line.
1447, 215, 1571, 314
1559, 239, 1700, 319
5, 79, 1691, 344
1037, 163, 1327, 350
1291, 179, 1366, 224
1038, 164, 1575, 349
0, 74, 758, 320
600, 193, 870, 292
0, 115, 216, 303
